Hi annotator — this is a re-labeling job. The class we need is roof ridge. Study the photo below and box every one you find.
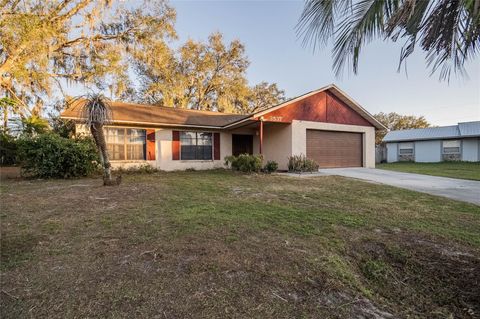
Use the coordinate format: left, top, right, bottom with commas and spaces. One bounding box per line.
110, 100, 246, 116
458, 120, 480, 124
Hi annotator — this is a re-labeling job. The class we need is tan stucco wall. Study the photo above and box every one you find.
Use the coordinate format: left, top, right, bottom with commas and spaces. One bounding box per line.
75, 124, 231, 171
156, 128, 231, 171
76, 121, 376, 171
261, 123, 292, 170
291, 120, 376, 168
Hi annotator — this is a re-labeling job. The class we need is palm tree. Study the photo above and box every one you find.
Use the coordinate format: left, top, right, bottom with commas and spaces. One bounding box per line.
296, 0, 480, 80
19, 115, 50, 136
77, 93, 119, 186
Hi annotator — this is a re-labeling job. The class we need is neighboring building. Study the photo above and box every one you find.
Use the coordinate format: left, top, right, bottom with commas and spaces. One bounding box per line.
61, 84, 385, 171
383, 121, 480, 163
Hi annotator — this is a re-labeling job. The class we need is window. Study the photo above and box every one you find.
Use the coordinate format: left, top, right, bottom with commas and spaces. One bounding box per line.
442, 140, 461, 154
180, 132, 212, 160
398, 142, 414, 155
442, 140, 461, 161
398, 142, 414, 161
105, 127, 146, 161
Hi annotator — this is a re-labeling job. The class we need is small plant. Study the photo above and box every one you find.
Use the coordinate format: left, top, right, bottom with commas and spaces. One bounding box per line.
361, 259, 388, 282
225, 154, 263, 173
263, 160, 278, 173
287, 154, 319, 173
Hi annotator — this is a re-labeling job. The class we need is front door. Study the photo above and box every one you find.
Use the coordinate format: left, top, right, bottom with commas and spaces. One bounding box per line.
232, 134, 253, 156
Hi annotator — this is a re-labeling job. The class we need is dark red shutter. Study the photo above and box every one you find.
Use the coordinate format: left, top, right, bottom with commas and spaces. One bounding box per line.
172, 130, 180, 160
146, 129, 156, 160
213, 132, 220, 160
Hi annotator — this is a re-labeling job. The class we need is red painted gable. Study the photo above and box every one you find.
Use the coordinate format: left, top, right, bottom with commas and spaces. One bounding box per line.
257, 90, 372, 127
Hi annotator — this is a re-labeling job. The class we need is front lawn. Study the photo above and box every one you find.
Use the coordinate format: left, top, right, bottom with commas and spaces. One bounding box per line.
1, 170, 479, 318
377, 161, 480, 180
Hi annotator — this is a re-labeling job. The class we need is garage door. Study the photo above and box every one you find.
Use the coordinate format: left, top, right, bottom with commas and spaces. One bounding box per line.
306, 130, 363, 168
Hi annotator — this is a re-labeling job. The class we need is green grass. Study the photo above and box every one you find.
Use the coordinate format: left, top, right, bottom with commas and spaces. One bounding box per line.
377, 161, 480, 180
1, 170, 479, 318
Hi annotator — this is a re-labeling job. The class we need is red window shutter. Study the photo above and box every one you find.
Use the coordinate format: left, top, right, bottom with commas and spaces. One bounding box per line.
213, 132, 220, 160
172, 130, 180, 160
146, 129, 156, 160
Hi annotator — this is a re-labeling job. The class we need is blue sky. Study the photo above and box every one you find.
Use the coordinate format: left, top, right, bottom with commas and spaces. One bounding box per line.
170, 0, 479, 126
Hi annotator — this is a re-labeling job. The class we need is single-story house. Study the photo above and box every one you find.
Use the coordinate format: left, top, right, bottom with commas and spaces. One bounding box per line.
383, 121, 480, 163
61, 84, 385, 171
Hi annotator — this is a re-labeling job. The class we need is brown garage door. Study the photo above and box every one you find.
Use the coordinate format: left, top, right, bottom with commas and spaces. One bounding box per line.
306, 130, 363, 168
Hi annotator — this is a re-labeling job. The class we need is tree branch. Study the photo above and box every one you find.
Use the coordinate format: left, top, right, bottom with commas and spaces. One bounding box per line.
52, 0, 93, 22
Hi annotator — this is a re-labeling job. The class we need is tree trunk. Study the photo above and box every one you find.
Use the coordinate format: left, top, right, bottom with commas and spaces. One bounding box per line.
90, 122, 112, 184
3, 106, 7, 131
3, 91, 9, 131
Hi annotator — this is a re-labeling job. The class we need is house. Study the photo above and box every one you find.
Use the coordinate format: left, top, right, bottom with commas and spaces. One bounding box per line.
383, 121, 480, 163
61, 84, 385, 171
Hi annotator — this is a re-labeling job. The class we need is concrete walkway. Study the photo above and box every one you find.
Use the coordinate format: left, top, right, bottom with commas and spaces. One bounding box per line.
285, 168, 480, 205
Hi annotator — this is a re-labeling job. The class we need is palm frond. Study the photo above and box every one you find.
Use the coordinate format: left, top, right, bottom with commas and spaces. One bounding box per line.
297, 0, 480, 81
70, 93, 112, 126
296, 0, 353, 51
331, 0, 391, 75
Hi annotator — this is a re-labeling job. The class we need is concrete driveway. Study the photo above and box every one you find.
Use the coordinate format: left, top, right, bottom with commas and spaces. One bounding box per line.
317, 168, 480, 205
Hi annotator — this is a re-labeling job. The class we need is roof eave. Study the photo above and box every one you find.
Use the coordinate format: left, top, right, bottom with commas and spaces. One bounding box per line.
383, 135, 480, 143
61, 116, 226, 130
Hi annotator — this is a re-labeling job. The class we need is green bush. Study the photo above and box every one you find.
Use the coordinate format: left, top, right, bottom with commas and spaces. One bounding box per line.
287, 154, 319, 173
0, 130, 17, 165
263, 160, 278, 173
225, 154, 263, 173
17, 133, 100, 178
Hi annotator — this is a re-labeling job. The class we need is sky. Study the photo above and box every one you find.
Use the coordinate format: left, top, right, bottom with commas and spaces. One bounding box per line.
168, 0, 480, 126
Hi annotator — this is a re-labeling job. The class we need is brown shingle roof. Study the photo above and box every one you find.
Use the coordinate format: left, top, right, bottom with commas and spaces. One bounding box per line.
61, 100, 250, 128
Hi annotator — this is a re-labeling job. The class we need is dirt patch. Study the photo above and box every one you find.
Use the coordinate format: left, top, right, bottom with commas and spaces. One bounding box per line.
0, 166, 21, 180
347, 230, 480, 318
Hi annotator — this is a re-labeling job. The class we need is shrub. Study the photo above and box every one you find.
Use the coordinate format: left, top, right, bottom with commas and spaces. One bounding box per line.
287, 154, 319, 173
0, 130, 18, 165
225, 154, 263, 173
263, 160, 278, 173
17, 133, 100, 178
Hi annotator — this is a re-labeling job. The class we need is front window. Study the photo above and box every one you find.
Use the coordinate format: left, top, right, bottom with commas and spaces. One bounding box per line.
442, 140, 461, 154
180, 132, 212, 160
105, 127, 146, 161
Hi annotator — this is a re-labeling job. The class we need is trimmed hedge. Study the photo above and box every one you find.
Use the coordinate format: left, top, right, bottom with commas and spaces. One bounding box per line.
17, 133, 100, 178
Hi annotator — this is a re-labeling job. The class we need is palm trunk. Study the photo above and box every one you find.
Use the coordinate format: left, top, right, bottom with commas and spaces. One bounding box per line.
90, 122, 112, 184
